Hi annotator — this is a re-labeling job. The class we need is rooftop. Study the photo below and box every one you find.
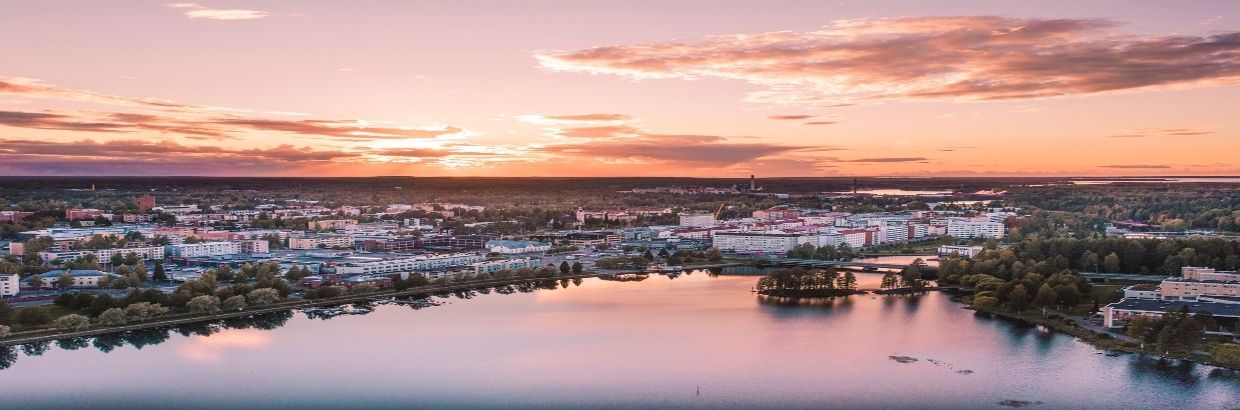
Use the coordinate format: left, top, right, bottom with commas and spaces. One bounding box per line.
1108, 298, 1240, 317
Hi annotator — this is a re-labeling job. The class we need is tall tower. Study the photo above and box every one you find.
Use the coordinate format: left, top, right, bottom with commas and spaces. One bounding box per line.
750, 175, 756, 191
138, 194, 156, 211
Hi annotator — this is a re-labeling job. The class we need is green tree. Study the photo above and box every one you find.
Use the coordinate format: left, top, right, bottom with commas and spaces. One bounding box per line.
1033, 283, 1056, 307
27, 274, 45, 289
1008, 284, 1030, 312
152, 264, 167, 282
0, 301, 12, 326
836, 271, 858, 290
880, 271, 900, 289
571, 261, 583, 273
559, 261, 570, 274
705, 247, 723, 262
56, 272, 74, 290
1102, 252, 1121, 273
1053, 284, 1082, 307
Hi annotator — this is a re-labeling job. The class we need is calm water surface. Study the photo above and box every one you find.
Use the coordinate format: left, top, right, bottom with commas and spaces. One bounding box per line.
1, 272, 1237, 409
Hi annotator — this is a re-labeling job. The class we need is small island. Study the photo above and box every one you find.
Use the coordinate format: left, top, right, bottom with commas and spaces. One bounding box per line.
755, 267, 862, 297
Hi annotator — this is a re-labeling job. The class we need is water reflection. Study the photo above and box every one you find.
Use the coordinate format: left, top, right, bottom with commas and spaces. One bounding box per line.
0, 274, 1236, 408
0, 279, 571, 372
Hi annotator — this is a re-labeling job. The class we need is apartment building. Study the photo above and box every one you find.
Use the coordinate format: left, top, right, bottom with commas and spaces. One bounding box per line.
288, 234, 355, 250
678, 213, 716, 228
472, 257, 541, 274
712, 231, 814, 254
309, 219, 359, 231
38, 246, 165, 265
0, 273, 19, 296
334, 253, 484, 275
946, 220, 1005, 239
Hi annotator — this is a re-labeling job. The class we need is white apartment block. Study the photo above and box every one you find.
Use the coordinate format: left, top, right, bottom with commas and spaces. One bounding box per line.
816, 232, 844, 248
679, 213, 716, 228
168, 241, 242, 257
289, 234, 355, 250
239, 239, 269, 253
879, 224, 909, 243
938, 245, 984, 258
0, 273, 19, 296
907, 223, 929, 239
712, 232, 814, 254
335, 253, 484, 275
38, 246, 165, 265
309, 219, 359, 231
839, 230, 871, 249
946, 220, 1005, 239
472, 257, 541, 274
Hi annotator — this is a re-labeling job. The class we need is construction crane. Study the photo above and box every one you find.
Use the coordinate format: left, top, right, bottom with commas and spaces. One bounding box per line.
714, 202, 726, 220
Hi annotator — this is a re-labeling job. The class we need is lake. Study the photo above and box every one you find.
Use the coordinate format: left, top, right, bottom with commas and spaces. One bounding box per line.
1, 272, 1237, 409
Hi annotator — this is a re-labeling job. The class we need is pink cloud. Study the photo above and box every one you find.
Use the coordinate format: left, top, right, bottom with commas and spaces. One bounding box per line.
538, 16, 1240, 106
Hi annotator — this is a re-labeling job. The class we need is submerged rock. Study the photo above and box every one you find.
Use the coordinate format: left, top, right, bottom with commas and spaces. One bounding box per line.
956, 369, 973, 375
998, 399, 1043, 407
888, 355, 918, 364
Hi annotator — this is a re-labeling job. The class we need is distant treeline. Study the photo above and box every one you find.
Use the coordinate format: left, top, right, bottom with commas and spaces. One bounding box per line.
941, 237, 1240, 279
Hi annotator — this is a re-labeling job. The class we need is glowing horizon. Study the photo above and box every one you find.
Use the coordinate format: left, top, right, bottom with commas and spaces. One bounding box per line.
1, 1, 1237, 177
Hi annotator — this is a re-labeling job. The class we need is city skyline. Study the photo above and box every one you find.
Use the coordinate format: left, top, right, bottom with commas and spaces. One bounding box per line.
1, 0, 1238, 177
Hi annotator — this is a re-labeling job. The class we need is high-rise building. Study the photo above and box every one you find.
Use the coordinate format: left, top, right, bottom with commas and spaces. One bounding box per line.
137, 195, 156, 211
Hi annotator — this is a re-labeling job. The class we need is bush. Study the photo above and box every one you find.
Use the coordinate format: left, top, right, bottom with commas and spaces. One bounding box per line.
187, 295, 221, 314
53, 314, 91, 331
247, 288, 280, 306
973, 296, 999, 311
221, 295, 247, 311
350, 283, 377, 294
1212, 343, 1240, 369
307, 286, 346, 300
97, 308, 128, 326
125, 302, 169, 322
0, 324, 10, 338
14, 308, 52, 327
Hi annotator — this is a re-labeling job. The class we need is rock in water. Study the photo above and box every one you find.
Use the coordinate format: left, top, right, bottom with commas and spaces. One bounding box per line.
888, 355, 918, 364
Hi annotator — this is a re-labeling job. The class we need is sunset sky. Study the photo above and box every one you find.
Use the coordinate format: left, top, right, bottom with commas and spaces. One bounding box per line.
1, 1, 1237, 177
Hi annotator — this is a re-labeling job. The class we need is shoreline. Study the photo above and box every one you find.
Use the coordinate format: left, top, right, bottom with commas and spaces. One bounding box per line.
0, 273, 600, 347
958, 298, 1240, 372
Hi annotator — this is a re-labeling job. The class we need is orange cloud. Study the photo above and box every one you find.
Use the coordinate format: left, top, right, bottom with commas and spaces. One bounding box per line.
538, 17, 1240, 106
768, 114, 815, 120
529, 113, 830, 167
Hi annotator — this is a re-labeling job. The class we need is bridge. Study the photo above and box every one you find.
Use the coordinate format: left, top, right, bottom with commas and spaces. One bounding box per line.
773, 258, 931, 272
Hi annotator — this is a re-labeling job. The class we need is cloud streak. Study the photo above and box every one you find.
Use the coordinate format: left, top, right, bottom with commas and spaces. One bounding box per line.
1102, 127, 1215, 138
526, 113, 828, 167
166, 3, 269, 21
537, 16, 1240, 106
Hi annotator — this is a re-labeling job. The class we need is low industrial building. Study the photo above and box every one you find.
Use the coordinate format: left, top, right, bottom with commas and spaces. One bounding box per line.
485, 240, 551, 254
36, 270, 118, 288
